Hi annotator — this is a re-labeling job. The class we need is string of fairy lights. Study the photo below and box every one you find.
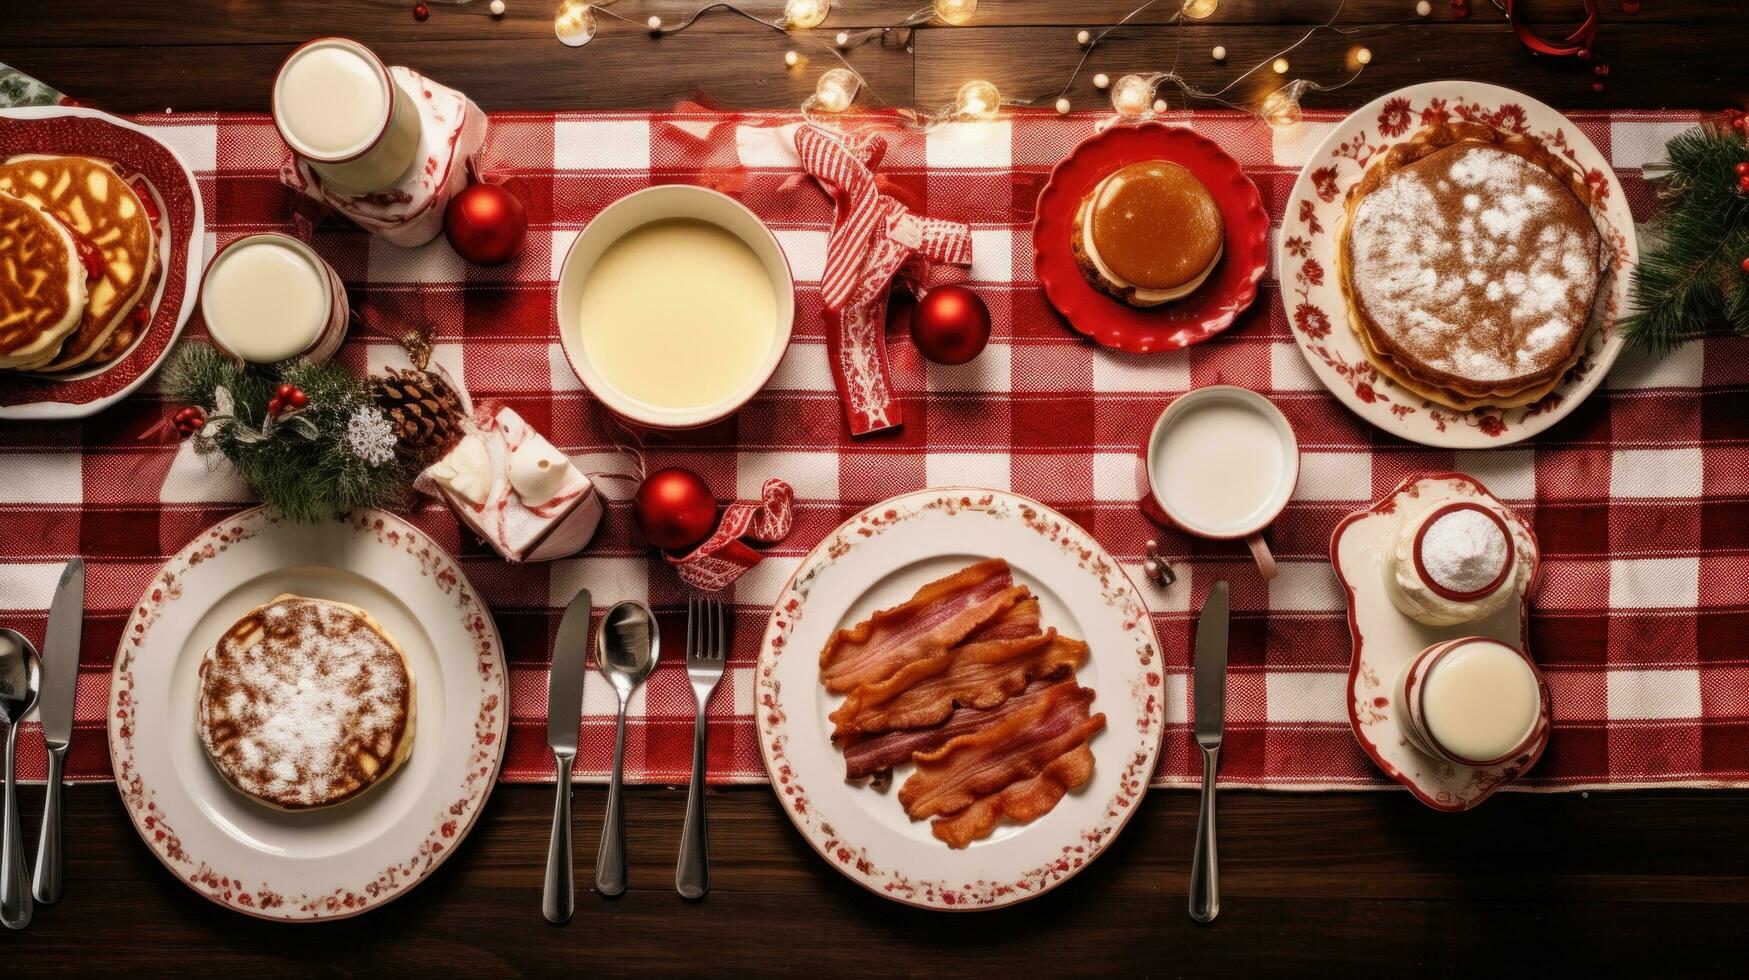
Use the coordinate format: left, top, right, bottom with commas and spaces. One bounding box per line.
544, 0, 1374, 129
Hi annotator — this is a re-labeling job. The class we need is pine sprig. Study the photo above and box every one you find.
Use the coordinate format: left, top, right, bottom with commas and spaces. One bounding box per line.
164, 345, 408, 523
1620, 121, 1749, 354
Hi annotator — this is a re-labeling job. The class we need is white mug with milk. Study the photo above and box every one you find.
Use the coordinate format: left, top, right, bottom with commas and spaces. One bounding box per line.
272, 37, 422, 195
199, 234, 348, 365
1147, 385, 1299, 580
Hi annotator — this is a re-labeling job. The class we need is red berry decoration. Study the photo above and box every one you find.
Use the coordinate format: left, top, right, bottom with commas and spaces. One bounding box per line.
1741, 256, 1749, 274
287, 387, 308, 408
266, 397, 283, 417
444, 183, 527, 265
1736, 162, 1749, 177
1622, 1, 1640, 13
910, 285, 992, 366
633, 468, 718, 552
413, 3, 430, 21
172, 406, 206, 436
1739, 174, 1749, 193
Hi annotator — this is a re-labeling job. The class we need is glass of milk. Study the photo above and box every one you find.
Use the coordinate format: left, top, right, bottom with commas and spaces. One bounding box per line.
1146, 385, 1300, 580
1395, 637, 1548, 767
271, 37, 422, 195
199, 234, 349, 365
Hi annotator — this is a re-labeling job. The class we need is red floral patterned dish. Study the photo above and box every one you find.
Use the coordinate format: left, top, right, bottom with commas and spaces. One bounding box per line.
109, 508, 507, 920
0, 106, 203, 419
755, 488, 1165, 910
1330, 473, 1549, 811
1032, 122, 1270, 353
1279, 81, 1635, 447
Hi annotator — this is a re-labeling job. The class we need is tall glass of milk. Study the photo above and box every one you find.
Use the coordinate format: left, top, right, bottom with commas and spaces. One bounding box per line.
199, 234, 349, 365
271, 37, 422, 194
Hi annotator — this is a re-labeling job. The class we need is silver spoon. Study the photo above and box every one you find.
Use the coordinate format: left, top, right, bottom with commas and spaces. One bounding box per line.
593, 601, 657, 898
0, 629, 41, 930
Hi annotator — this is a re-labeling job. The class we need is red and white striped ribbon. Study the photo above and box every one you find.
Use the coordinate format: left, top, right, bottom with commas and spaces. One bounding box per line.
795, 124, 972, 435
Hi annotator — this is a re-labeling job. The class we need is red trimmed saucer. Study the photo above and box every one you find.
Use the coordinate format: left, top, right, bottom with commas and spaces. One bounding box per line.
1032, 122, 1269, 353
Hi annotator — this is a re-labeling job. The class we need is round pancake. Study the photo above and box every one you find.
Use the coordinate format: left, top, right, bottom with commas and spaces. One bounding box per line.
0, 154, 158, 373
197, 594, 415, 811
0, 191, 86, 371
1337, 122, 1602, 409
1072, 160, 1223, 307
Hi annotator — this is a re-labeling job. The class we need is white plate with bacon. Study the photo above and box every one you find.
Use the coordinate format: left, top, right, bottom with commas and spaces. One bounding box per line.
756, 488, 1165, 910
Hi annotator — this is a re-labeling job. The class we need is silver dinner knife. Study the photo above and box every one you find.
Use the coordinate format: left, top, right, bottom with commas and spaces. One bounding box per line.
32, 558, 82, 905
543, 587, 592, 924
1189, 579, 1229, 924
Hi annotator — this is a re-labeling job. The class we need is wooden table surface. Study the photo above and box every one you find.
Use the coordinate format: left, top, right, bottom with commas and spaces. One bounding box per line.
4, 2, 1746, 975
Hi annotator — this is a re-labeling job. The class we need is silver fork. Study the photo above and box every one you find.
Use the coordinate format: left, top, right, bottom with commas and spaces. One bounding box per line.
677, 595, 728, 899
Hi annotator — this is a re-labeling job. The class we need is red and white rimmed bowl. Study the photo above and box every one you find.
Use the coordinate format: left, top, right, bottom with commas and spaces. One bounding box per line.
110, 508, 507, 920
1032, 121, 1271, 353
0, 105, 203, 419
756, 488, 1165, 910
555, 184, 795, 430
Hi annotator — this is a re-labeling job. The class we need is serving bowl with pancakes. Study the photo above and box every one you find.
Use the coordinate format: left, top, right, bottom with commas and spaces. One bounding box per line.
110, 508, 506, 920
1279, 81, 1636, 447
1033, 122, 1271, 353
0, 106, 203, 419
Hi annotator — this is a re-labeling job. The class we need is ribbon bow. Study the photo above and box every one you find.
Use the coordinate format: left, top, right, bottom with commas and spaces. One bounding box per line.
666, 478, 795, 592
795, 125, 972, 436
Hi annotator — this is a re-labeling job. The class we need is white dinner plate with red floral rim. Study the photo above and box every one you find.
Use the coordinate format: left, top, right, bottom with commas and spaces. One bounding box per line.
756, 488, 1164, 910
0, 105, 203, 419
1278, 81, 1636, 447
109, 507, 506, 920
1330, 473, 1550, 812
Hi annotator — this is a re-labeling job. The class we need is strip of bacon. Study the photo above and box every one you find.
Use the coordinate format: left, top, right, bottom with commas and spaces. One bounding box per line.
929, 740, 1097, 848
831, 625, 1089, 741
818, 558, 1025, 694
898, 683, 1105, 823
841, 677, 1067, 780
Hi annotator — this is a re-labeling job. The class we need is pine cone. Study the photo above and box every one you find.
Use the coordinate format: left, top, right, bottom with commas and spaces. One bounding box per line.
373, 367, 464, 470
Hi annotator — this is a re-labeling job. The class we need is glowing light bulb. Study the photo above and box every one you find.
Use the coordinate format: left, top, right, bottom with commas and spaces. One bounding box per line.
813, 68, 860, 112
836, 30, 850, 47
783, 0, 830, 30
1182, 0, 1220, 18
647, 15, 663, 31
1076, 29, 1091, 45
1212, 45, 1227, 61
553, 0, 597, 47
934, 0, 978, 26
1111, 74, 1153, 118
1153, 98, 1168, 114
784, 50, 800, 68
1272, 58, 1290, 74
1261, 82, 1305, 129
1056, 97, 1072, 114
490, 0, 506, 16
954, 79, 1002, 120
1093, 73, 1110, 89
1355, 47, 1373, 65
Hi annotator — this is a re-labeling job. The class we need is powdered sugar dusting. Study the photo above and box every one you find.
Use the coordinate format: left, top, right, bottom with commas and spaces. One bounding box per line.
1347, 143, 1601, 383
1419, 508, 1509, 595
197, 596, 411, 808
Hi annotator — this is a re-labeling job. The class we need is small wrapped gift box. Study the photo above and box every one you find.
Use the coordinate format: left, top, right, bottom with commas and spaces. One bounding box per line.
280, 65, 485, 247
419, 406, 603, 562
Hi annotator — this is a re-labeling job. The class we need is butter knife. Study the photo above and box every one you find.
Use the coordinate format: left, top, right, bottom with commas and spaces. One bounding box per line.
543, 587, 592, 924
1189, 579, 1228, 924
32, 558, 82, 905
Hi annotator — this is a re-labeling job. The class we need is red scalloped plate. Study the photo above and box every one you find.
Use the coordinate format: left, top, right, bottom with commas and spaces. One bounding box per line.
1032, 122, 1269, 353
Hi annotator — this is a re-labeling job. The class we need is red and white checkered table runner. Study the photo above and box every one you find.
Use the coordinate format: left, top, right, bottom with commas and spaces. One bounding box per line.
1, 108, 1743, 791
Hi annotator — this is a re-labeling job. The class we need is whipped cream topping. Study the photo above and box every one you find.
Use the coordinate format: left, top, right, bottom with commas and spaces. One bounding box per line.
1384, 500, 1533, 627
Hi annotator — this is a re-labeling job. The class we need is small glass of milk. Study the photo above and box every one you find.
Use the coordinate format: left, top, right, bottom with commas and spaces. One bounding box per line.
271, 37, 423, 195
1146, 385, 1300, 580
1395, 637, 1548, 767
199, 234, 349, 365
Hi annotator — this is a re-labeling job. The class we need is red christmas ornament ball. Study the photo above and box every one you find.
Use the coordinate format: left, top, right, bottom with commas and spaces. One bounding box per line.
1742, 256, 1749, 274
444, 183, 527, 265
413, 3, 430, 21
633, 468, 718, 552
910, 285, 992, 365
